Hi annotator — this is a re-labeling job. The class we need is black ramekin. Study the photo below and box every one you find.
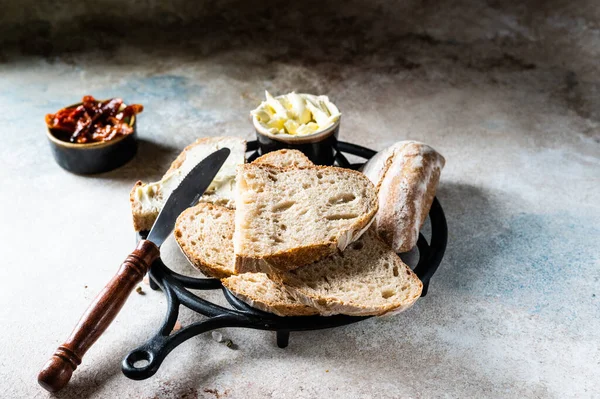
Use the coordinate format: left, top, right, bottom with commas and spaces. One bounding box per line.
253, 117, 340, 166
46, 103, 138, 175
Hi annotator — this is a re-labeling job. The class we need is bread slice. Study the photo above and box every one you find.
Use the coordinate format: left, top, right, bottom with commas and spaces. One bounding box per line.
174, 203, 235, 278
280, 230, 423, 316
253, 149, 313, 168
130, 137, 246, 231
362, 141, 445, 252
222, 273, 319, 316
233, 164, 378, 274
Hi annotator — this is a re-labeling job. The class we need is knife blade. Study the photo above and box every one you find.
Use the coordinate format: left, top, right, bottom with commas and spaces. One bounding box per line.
148, 147, 231, 247
38, 147, 232, 393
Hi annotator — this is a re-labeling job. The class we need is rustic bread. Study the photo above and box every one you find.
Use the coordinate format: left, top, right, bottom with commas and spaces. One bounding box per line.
280, 230, 423, 316
362, 141, 445, 252
174, 203, 236, 278
253, 149, 313, 168
175, 148, 422, 317
233, 164, 378, 274
129, 137, 246, 231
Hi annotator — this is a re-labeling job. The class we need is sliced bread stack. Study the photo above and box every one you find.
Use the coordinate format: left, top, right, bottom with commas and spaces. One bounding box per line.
174, 148, 423, 317
175, 149, 320, 316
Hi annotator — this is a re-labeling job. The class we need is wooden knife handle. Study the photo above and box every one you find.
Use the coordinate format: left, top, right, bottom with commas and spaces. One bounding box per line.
38, 240, 160, 393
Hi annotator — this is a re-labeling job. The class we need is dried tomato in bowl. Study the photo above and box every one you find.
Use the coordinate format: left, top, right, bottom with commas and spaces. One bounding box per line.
45, 95, 143, 144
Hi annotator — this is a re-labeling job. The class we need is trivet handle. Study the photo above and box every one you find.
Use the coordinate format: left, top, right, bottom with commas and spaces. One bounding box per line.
37, 240, 160, 393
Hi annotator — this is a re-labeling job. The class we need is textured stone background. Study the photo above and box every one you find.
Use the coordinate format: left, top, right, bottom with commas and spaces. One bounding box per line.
0, 0, 599, 398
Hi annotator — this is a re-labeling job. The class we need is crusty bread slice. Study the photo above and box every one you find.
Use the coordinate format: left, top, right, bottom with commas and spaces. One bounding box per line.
129, 136, 246, 231
222, 273, 319, 316
174, 203, 235, 278
253, 149, 313, 168
233, 164, 378, 274
280, 230, 423, 316
362, 141, 445, 252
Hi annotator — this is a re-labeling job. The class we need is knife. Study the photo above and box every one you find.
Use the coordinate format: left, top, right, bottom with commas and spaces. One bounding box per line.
37, 147, 231, 393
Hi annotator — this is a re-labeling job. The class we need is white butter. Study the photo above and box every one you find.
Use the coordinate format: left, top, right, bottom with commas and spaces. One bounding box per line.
251, 91, 341, 136
135, 137, 246, 213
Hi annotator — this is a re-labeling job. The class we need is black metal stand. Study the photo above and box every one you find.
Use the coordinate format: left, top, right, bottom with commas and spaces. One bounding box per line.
122, 140, 448, 381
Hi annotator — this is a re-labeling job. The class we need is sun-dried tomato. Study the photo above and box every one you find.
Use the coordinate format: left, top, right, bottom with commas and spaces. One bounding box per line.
46, 95, 143, 144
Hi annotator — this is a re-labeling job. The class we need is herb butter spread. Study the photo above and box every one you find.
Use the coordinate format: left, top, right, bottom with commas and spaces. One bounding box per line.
251, 91, 341, 136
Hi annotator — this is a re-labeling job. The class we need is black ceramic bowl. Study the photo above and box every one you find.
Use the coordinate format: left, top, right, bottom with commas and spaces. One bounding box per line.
46, 102, 138, 175
253, 116, 340, 166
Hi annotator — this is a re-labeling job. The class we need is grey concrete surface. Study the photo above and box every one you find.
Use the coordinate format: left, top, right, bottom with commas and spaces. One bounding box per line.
0, 1, 599, 398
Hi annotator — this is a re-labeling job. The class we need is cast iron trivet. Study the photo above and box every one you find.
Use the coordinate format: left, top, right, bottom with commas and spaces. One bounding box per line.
123, 140, 448, 380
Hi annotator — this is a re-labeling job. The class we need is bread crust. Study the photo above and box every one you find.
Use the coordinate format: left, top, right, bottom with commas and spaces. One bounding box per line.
235, 242, 337, 274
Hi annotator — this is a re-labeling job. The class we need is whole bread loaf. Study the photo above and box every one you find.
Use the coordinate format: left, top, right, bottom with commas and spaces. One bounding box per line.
362, 141, 445, 252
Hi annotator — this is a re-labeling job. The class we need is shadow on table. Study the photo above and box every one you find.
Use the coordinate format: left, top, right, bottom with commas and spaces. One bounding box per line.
87, 138, 180, 183
431, 181, 510, 293
52, 349, 126, 399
